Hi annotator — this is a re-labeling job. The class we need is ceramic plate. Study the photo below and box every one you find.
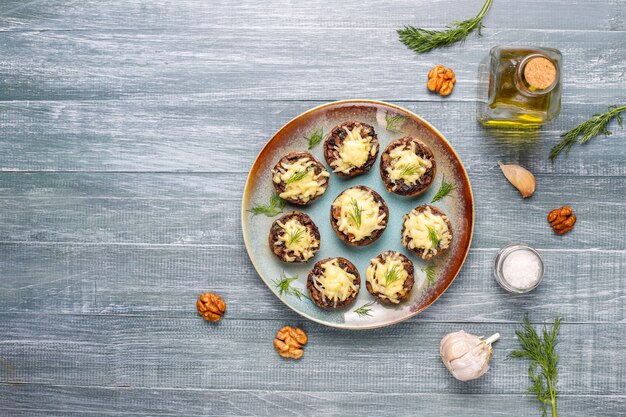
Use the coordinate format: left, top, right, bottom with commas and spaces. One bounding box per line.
242, 100, 473, 329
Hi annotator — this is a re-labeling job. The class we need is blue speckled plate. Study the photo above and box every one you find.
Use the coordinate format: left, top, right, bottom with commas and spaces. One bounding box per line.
242, 100, 473, 329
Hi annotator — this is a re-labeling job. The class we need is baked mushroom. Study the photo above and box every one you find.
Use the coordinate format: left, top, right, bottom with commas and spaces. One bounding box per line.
272, 151, 330, 205
380, 136, 436, 196
365, 251, 414, 304
307, 257, 360, 309
323, 121, 379, 177
401, 205, 453, 260
330, 185, 388, 246
269, 211, 320, 263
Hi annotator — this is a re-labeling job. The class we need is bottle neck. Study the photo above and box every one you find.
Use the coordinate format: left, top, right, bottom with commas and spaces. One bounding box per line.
515, 54, 558, 97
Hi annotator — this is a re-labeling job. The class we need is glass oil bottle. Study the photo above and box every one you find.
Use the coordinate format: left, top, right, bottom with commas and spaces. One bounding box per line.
477, 46, 562, 128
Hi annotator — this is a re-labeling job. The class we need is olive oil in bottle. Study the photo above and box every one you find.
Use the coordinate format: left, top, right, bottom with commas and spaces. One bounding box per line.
477, 46, 562, 128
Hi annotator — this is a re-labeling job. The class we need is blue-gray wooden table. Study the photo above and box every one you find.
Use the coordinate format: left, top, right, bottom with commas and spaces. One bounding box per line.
1, 1, 625, 416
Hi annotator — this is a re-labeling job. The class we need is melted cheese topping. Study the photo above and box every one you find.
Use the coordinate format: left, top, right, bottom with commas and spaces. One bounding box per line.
276, 218, 317, 262
273, 157, 329, 202
312, 259, 359, 305
332, 187, 386, 242
366, 252, 409, 304
331, 126, 377, 174
402, 207, 452, 259
386, 141, 432, 188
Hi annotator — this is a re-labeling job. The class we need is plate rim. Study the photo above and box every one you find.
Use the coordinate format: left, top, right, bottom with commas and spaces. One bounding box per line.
241, 99, 474, 330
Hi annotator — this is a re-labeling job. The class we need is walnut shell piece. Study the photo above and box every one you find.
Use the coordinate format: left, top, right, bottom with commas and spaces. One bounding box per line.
274, 326, 308, 360
197, 292, 226, 322
547, 206, 576, 235
427, 65, 456, 96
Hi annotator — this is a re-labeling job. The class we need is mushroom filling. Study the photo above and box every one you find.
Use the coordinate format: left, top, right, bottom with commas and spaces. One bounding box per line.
331, 126, 377, 174
312, 259, 358, 307
332, 188, 386, 242
366, 253, 409, 303
276, 218, 317, 262
272, 157, 329, 202
386, 141, 432, 187
403, 207, 452, 258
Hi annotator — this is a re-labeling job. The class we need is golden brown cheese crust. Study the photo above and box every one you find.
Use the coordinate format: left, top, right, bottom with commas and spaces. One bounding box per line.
365, 251, 414, 304
329, 185, 389, 247
307, 257, 360, 309
401, 205, 453, 260
379, 136, 436, 196
323, 121, 379, 177
268, 211, 321, 263
271, 151, 330, 205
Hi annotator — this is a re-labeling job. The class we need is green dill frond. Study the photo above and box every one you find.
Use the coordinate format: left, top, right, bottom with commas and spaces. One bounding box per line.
398, 0, 493, 54
427, 226, 440, 247
248, 193, 286, 217
287, 227, 306, 245
399, 164, 420, 178
385, 114, 406, 132
431, 175, 457, 203
550, 104, 626, 161
510, 316, 562, 417
353, 301, 376, 318
286, 168, 311, 184
272, 272, 307, 300
306, 127, 325, 149
384, 265, 401, 286
347, 198, 363, 229
421, 264, 436, 285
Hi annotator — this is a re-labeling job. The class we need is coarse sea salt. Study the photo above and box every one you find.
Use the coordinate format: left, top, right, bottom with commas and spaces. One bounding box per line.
502, 249, 542, 289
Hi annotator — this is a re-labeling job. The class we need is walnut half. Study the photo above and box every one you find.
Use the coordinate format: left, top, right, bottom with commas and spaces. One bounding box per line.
274, 326, 308, 360
427, 65, 456, 97
197, 292, 226, 322
547, 206, 576, 235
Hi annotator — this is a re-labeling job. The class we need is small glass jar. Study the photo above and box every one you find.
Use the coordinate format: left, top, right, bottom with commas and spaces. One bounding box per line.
493, 244, 544, 293
477, 46, 562, 128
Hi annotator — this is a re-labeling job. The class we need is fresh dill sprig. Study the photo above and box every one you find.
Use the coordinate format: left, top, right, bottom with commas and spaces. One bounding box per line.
427, 226, 440, 247
398, 0, 493, 54
431, 175, 457, 203
421, 264, 436, 285
306, 127, 325, 149
384, 265, 401, 286
385, 114, 406, 132
286, 168, 311, 184
348, 198, 363, 229
399, 164, 420, 177
353, 301, 376, 318
287, 227, 306, 245
550, 104, 626, 161
510, 316, 562, 417
248, 193, 286, 217
272, 272, 308, 300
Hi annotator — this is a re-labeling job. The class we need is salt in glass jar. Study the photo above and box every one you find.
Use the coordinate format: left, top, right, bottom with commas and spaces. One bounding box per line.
493, 244, 544, 293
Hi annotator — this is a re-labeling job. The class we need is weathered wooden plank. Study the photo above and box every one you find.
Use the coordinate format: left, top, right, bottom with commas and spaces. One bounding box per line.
0, 101, 624, 175
1, 0, 623, 31
0, 243, 623, 323
0, 315, 623, 395
1, 385, 624, 417
0, 30, 623, 102
0, 182, 622, 249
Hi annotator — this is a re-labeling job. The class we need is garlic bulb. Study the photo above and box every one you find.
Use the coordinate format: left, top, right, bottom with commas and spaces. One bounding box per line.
440, 331, 500, 382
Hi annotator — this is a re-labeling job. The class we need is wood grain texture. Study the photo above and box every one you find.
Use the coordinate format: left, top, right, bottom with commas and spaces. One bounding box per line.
1, 385, 625, 417
0, 243, 624, 322
0, 31, 624, 102
1, 100, 625, 174
1, 315, 624, 396
0, 0, 624, 415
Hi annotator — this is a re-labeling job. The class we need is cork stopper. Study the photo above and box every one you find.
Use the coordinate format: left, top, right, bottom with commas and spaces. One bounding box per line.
523, 56, 557, 90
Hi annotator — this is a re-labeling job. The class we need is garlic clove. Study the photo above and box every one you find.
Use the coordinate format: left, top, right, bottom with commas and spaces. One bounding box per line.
499, 162, 536, 198
440, 331, 500, 382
